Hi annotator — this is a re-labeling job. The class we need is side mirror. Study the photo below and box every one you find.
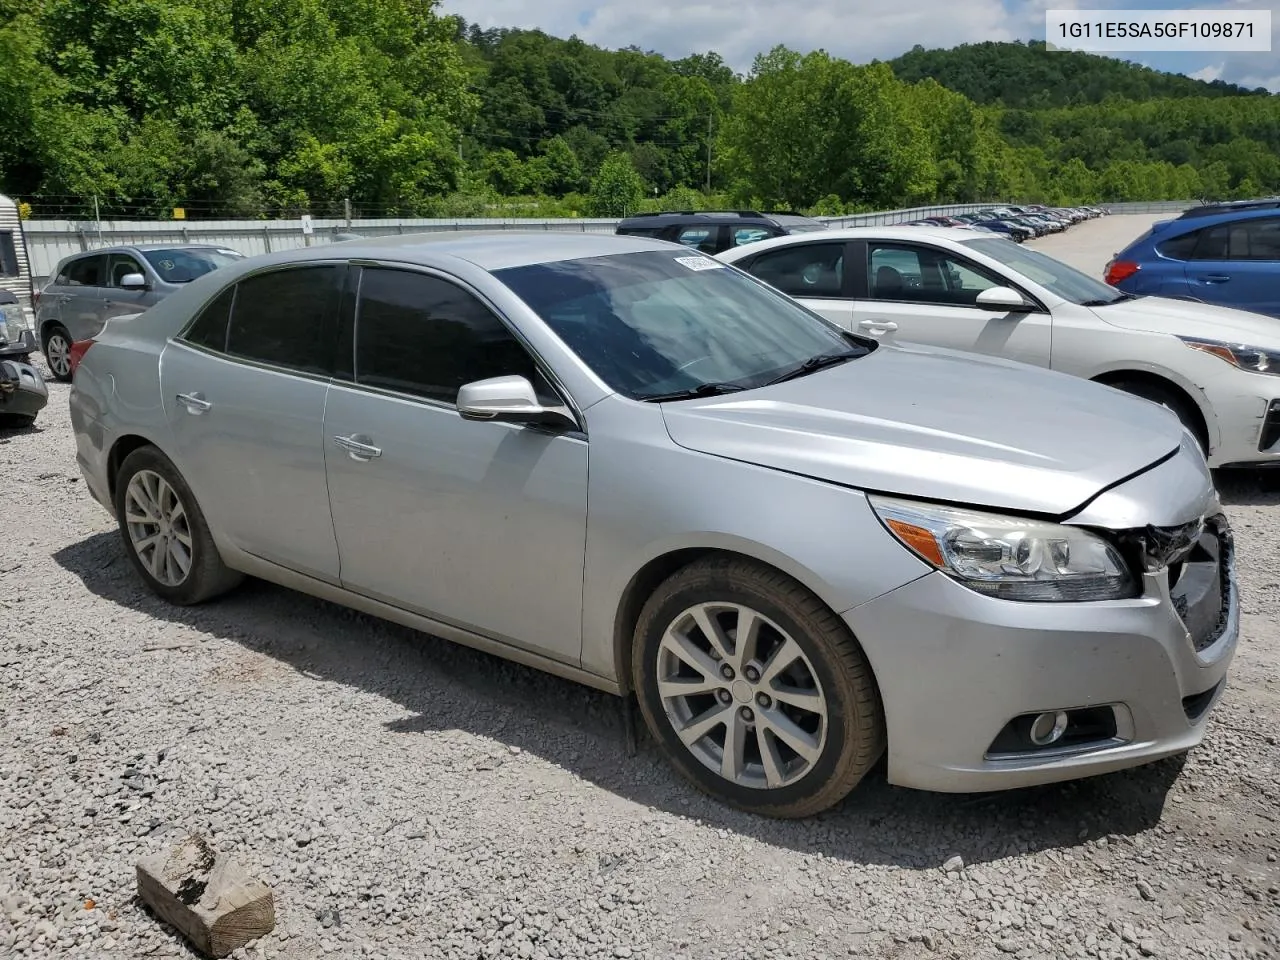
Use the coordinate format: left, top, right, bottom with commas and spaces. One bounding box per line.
120, 272, 148, 291
975, 286, 1032, 312
456, 375, 577, 431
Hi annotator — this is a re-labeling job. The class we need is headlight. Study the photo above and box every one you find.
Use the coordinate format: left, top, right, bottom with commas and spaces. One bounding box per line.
0, 303, 25, 342
869, 495, 1138, 602
1179, 336, 1280, 376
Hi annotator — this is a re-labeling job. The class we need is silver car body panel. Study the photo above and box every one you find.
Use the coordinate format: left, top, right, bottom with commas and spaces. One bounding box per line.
69, 231, 1237, 794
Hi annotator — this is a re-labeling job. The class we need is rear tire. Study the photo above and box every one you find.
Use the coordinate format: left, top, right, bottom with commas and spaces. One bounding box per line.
1108, 378, 1209, 456
43, 325, 73, 382
632, 555, 885, 818
114, 445, 243, 605
0, 413, 36, 429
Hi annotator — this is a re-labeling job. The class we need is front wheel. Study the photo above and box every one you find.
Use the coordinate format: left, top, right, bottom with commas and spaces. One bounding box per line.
113, 445, 243, 605
633, 555, 885, 818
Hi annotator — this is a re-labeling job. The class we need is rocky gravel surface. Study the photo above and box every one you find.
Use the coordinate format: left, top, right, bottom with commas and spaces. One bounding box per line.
2, 218, 1279, 960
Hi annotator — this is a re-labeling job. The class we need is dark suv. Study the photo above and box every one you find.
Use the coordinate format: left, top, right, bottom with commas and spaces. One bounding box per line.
615, 210, 828, 255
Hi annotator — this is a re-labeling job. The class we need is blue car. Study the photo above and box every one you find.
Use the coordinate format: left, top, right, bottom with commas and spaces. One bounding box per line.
1106, 206, 1280, 318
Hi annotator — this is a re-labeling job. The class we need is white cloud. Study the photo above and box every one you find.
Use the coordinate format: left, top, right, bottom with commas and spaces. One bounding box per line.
444, 0, 1280, 91
446, 0, 1027, 72
1189, 63, 1225, 82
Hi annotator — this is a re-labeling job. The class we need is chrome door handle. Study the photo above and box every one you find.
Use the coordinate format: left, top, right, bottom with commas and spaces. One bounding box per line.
858, 319, 899, 335
175, 392, 212, 414
334, 434, 382, 461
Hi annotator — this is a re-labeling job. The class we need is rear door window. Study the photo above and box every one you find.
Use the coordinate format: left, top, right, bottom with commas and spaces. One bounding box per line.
225, 265, 345, 376
745, 242, 847, 298
65, 255, 106, 287
675, 225, 722, 254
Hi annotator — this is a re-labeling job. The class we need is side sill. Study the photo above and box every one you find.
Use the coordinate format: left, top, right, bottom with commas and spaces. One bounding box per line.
228, 550, 623, 697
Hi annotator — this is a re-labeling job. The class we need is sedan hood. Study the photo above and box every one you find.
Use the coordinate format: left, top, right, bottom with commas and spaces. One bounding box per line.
1092, 295, 1280, 345
661, 344, 1184, 517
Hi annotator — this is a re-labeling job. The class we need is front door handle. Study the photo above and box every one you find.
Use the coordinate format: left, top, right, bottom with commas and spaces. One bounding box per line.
175, 392, 212, 415
1200, 274, 1231, 283
334, 434, 382, 461
858, 319, 899, 336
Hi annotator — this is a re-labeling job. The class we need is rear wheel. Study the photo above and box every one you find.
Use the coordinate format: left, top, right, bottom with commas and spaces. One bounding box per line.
0, 413, 35, 429
633, 555, 885, 818
43, 325, 73, 382
114, 445, 242, 605
1108, 378, 1208, 456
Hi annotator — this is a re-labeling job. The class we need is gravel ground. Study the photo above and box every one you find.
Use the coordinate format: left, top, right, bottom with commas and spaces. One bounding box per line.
2, 215, 1279, 960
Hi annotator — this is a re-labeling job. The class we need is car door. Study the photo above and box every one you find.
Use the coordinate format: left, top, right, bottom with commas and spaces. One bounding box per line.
159, 263, 345, 582
1183, 216, 1280, 317
59, 253, 109, 342
734, 240, 855, 330
323, 265, 588, 665
103, 252, 151, 322
850, 240, 1052, 367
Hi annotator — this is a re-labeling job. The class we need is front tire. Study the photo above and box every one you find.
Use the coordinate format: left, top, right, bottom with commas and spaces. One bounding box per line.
43, 325, 73, 382
114, 445, 243, 605
633, 555, 885, 818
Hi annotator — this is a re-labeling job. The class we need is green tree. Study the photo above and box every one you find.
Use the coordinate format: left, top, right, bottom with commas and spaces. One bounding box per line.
587, 151, 645, 216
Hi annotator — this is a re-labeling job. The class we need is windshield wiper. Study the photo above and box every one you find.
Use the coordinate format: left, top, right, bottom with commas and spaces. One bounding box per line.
640, 382, 748, 403
762, 350, 864, 386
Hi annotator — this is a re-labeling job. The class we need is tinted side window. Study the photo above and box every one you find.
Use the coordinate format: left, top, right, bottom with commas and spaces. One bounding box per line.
1190, 218, 1280, 261
181, 286, 235, 352
225, 265, 343, 375
355, 268, 548, 406
675, 225, 720, 254
1241, 218, 1280, 260
66, 256, 105, 287
108, 253, 145, 287
733, 227, 773, 247
747, 242, 846, 298
1156, 230, 1199, 260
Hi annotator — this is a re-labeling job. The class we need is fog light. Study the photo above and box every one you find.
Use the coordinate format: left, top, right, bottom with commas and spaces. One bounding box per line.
1029, 711, 1069, 746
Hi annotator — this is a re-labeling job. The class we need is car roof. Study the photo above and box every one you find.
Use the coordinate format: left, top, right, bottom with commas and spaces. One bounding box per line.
1177, 198, 1280, 219
716, 224, 995, 258
63, 243, 237, 259
258, 230, 680, 272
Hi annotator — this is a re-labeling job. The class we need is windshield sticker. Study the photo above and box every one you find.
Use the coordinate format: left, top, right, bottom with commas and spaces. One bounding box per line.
673, 255, 725, 272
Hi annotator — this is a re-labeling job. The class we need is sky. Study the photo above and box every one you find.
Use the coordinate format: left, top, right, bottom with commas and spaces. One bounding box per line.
441, 0, 1280, 92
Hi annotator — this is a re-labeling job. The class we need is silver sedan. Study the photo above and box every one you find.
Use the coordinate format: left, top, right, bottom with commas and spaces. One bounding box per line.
68, 232, 1237, 817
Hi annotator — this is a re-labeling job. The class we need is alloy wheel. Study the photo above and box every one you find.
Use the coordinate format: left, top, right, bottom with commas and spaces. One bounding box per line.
656, 602, 828, 789
45, 332, 71, 378
123, 469, 193, 587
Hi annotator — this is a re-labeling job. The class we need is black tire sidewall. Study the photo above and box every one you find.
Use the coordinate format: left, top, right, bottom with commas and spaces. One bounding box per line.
113, 445, 216, 605
634, 569, 858, 814
44, 327, 72, 382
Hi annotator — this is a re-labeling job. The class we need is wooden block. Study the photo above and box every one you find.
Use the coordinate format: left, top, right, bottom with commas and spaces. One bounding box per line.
136, 834, 275, 958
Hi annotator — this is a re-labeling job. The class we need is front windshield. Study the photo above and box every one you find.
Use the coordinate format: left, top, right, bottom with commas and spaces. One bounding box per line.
142, 247, 244, 283
494, 250, 870, 400
961, 237, 1128, 305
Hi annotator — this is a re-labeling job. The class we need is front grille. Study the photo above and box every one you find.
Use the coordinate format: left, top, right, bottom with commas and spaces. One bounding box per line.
1260, 400, 1280, 452
1167, 516, 1233, 653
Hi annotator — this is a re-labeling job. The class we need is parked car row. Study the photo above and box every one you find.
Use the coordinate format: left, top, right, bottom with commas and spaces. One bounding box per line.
903, 204, 1106, 242
63, 228, 1237, 818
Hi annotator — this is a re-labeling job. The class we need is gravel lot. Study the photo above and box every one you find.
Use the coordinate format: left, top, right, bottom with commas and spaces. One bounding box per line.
2, 215, 1278, 960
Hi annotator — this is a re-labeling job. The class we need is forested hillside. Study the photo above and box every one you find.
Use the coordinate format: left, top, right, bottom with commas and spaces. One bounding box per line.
1, 1, 1277, 219
886, 40, 1269, 107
